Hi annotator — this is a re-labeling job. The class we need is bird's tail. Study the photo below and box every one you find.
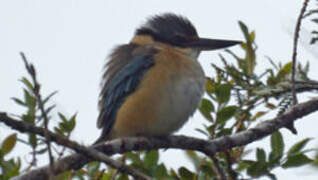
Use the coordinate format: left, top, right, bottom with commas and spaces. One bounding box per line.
93, 136, 105, 145
92, 128, 113, 145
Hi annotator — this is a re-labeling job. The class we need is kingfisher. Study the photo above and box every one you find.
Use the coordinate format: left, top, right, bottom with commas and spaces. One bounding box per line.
95, 13, 240, 143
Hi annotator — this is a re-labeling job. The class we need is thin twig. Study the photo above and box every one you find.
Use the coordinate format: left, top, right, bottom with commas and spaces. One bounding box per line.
303, 9, 318, 18
111, 155, 126, 180
211, 156, 226, 180
225, 151, 237, 180
291, 0, 310, 105
20, 52, 55, 177
96, 169, 105, 180
20, 53, 54, 162
24, 150, 37, 172
67, 170, 75, 180
288, 0, 311, 134
57, 133, 70, 160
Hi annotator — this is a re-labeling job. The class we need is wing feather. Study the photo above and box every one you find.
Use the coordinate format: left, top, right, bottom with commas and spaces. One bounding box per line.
97, 46, 155, 140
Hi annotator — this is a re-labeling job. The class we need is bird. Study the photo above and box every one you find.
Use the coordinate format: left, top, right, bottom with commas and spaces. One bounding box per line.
95, 13, 241, 143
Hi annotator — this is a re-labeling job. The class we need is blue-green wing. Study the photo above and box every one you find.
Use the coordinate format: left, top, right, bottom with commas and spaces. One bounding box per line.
97, 54, 154, 141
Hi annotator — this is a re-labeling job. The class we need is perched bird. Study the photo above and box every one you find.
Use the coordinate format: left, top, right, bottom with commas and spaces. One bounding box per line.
95, 13, 240, 143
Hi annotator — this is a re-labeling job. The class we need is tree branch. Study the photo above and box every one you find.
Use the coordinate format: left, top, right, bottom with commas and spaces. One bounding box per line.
252, 81, 318, 98
0, 113, 152, 180
210, 156, 226, 180
291, 0, 310, 105
2, 97, 318, 179
20, 52, 55, 178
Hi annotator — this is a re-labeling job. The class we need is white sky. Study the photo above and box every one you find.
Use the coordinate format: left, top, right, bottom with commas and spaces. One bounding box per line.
1, 1, 318, 179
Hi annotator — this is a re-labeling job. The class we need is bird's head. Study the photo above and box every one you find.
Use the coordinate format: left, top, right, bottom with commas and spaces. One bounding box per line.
131, 13, 241, 58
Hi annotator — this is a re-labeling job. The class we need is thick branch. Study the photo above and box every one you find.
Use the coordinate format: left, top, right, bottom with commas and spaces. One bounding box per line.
2, 97, 318, 179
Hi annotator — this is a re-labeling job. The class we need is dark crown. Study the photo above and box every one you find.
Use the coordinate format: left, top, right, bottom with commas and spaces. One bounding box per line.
136, 13, 198, 46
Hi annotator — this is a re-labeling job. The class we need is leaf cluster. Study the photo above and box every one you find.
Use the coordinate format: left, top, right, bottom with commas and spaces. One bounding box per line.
306, 0, 318, 44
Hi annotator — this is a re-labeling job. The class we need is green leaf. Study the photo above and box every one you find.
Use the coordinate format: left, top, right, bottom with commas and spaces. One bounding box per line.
277, 62, 292, 80
35, 148, 47, 155
268, 151, 281, 168
42, 91, 58, 105
178, 167, 195, 180
24, 89, 36, 108
58, 112, 68, 122
312, 153, 318, 167
216, 128, 233, 137
238, 21, 256, 76
1, 158, 21, 178
247, 161, 267, 177
28, 133, 37, 148
282, 153, 313, 168
11, 97, 26, 106
205, 78, 215, 94
215, 84, 232, 103
54, 127, 63, 136
239, 21, 251, 43
288, 138, 312, 156
200, 99, 214, 112
1, 134, 17, 155
126, 152, 142, 165
265, 103, 276, 109
250, 31, 256, 42
237, 160, 254, 171
68, 113, 77, 132
256, 148, 266, 163
246, 39, 256, 76
271, 131, 284, 159
200, 164, 214, 177
45, 105, 56, 115
199, 98, 214, 121
226, 65, 245, 85
266, 173, 277, 180
225, 49, 247, 74
144, 150, 159, 168
59, 113, 77, 133
185, 150, 200, 169
153, 164, 169, 179
87, 161, 100, 176
20, 77, 33, 91
54, 170, 73, 180
195, 128, 209, 137
117, 174, 129, 180
217, 106, 237, 124
170, 169, 179, 178
22, 114, 34, 123
312, 18, 318, 24
251, 111, 267, 121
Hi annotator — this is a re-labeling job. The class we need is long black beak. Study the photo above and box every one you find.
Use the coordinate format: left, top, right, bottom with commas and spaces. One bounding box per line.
181, 38, 242, 50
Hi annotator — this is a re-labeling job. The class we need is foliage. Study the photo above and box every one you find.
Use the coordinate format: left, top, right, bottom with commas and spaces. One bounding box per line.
307, 0, 318, 44
1, 20, 318, 180
193, 21, 315, 180
0, 134, 20, 179
1, 61, 77, 180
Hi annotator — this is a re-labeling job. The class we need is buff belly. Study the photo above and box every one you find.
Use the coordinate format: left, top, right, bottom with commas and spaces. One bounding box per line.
110, 48, 205, 138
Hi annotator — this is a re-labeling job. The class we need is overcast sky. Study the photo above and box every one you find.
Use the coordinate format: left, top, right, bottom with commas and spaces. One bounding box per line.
1, 1, 318, 179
